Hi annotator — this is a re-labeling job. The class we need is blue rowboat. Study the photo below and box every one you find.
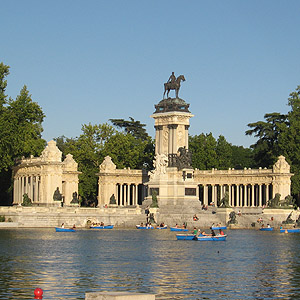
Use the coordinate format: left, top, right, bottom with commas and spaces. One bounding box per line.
195, 234, 227, 241
170, 227, 189, 232
136, 225, 154, 229
55, 227, 75, 232
211, 226, 227, 230
260, 227, 274, 231
280, 228, 300, 233
156, 225, 168, 229
90, 225, 114, 229
176, 234, 196, 240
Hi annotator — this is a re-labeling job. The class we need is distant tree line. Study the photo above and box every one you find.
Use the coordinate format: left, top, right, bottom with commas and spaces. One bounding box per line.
1, 62, 299, 206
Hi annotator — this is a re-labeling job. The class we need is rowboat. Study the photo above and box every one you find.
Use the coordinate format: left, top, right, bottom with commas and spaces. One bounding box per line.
194, 234, 227, 241
136, 225, 154, 229
211, 226, 227, 230
90, 225, 114, 229
156, 225, 168, 229
260, 227, 273, 231
55, 227, 76, 232
280, 228, 300, 233
176, 234, 196, 240
170, 227, 188, 232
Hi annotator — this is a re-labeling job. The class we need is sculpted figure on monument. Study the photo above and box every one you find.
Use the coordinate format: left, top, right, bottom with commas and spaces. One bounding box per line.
53, 187, 63, 201
176, 146, 192, 170
149, 154, 168, 179
163, 72, 186, 99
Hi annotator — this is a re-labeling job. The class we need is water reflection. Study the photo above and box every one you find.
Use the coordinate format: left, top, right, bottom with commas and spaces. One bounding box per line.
1, 229, 300, 299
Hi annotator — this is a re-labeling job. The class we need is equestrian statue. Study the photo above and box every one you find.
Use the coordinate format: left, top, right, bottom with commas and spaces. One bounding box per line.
163, 72, 185, 99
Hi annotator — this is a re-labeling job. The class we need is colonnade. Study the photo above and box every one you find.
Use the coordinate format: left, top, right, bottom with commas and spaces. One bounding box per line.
199, 183, 273, 207
14, 175, 40, 204
114, 183, 146, 206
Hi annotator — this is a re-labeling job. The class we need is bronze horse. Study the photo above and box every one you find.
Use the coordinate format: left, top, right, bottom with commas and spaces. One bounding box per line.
163, 75, 185, 99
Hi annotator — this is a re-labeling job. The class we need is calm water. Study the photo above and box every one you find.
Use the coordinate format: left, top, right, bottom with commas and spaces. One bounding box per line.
0, 228, 300, 300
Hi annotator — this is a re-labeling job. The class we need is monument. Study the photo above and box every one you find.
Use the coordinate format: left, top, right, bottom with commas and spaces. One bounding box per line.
146, 73, 201, 209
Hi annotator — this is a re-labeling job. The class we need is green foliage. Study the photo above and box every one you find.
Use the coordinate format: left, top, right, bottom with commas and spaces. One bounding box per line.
189, 133, 254, 170
0, 63, 45, 205
246, 112, 288, 168
55, 122, 154, 206
246, 85, 300, 201
103, 133, 154, 170
0, 215, 5, 222
216, 135, 232, 169
109, 117, 149, 141
21, 193, 32, 206
231, 145, 254, 169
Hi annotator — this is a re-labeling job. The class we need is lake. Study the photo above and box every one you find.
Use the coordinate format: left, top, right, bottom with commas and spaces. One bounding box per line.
0, 228, 300, 299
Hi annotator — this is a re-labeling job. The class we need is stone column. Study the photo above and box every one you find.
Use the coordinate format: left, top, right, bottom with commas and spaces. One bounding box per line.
211, 185, 215, 205
251, 184, 255, 207
155, 126, 160, 155
244, 185, 247, 207
135, 185, 138, 205
120, 184, 123, 206
203, 185, 208, 206
168, 125, 173, 154
185, 125, 189, 148
258, 184, 262, 207
127, 184, 130, 206
172, 125, 178, 154
220, 184, 223, 200
236, 185, 240, 207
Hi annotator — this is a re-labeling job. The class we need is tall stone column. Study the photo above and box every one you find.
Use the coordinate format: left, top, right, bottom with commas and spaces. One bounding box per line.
244, 185, 247, 207
168, 125, 173, 154
211, 185, 215, 205
185, 125, 189, 149
203, 185, 208, 205
258, 184, 262, 207
120, 184, 123, 206
251, 184, 255, 207
236, 185, 240, 207
127, 184, 130, 206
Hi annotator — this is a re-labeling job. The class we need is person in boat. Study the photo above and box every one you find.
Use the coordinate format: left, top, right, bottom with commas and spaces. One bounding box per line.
61, 223, 65, 228
196, 229, 202, 237
219, 229, 225, 235
211, 228, 216, 236
140, 222, 144, 227
100, 222, 104, 226
201, 231, 211, 236
261, 224, 265, 228
175, 223, 179, 228
72, 224, 76, 229
267, 224, 271, 228
182, 223, 186, 229
193, 227, 198, 235
159, 222, 165, 227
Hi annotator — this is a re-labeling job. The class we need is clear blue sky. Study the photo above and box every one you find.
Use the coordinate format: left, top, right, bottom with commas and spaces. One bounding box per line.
2, 0, 300, 148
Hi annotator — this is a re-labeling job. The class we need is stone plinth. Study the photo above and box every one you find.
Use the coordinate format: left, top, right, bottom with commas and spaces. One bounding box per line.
85, 292, 155, 300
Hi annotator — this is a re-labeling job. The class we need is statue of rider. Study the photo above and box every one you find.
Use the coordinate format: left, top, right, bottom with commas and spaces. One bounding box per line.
167, 72, 176, 85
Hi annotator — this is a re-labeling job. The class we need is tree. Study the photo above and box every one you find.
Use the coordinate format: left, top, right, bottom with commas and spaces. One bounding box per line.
103, 132, 154, 170
0, 63, 45, 205
246, 112, 288, 168
109, 117, 149, 141
246, 85, 300, 203
277, 86, 300, 200
231, 145, 254, 169
55, 123, 116, 206
216, 135, 232, 170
